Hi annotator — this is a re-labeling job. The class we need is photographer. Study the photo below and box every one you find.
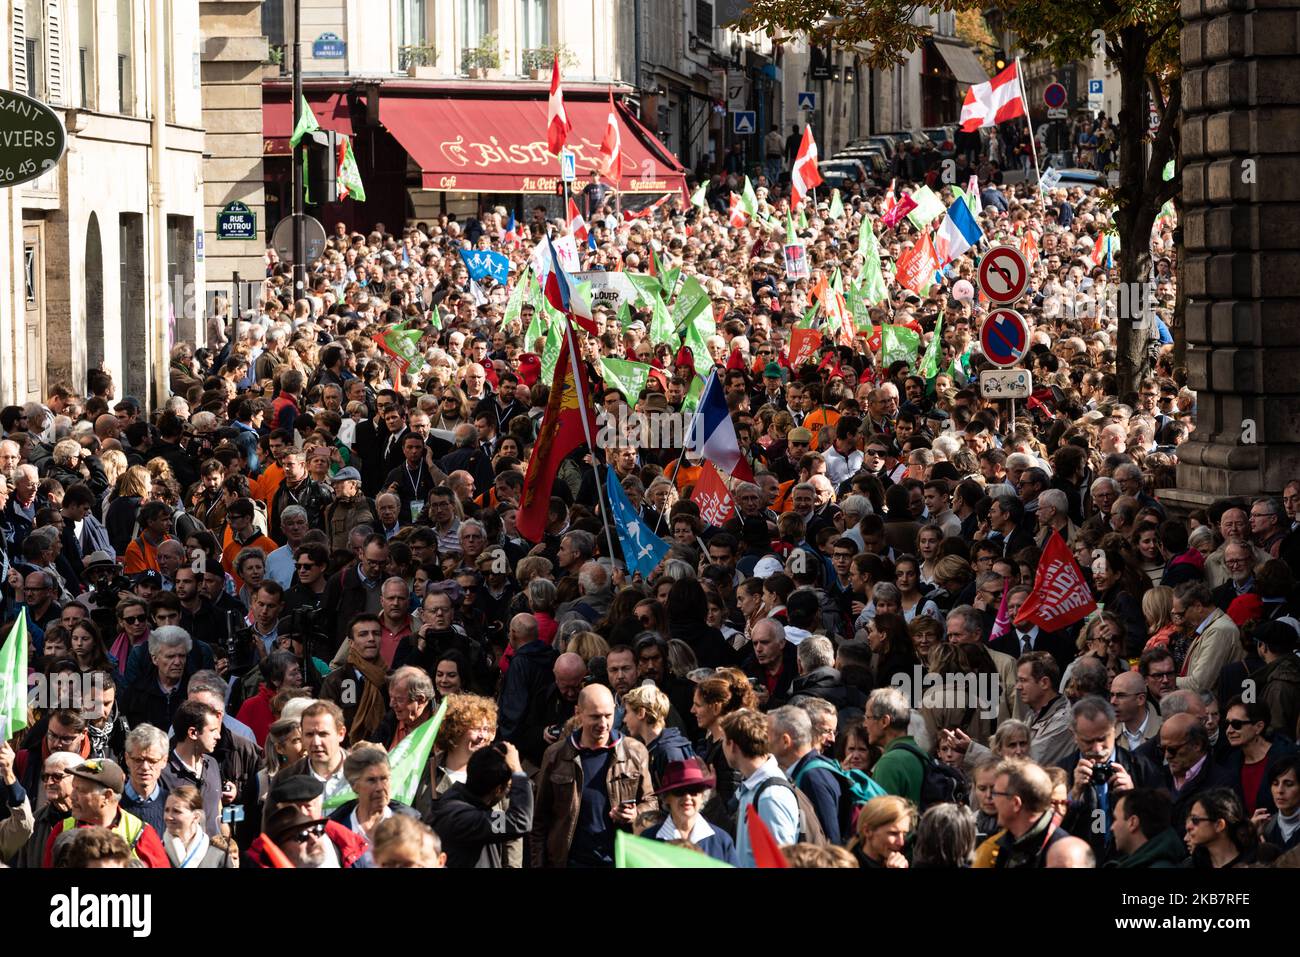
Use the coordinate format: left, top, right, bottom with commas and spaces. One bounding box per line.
1058, 695, 1161, 862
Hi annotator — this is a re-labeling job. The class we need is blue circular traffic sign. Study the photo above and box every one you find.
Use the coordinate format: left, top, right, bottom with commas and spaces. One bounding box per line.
980, 309, 1029, 367
1044, 83, 1067, 109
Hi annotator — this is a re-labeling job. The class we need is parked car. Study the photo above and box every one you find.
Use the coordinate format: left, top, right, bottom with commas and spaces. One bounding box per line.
817, 159, 869, 190
922, 125, 958, 156
1052, 167, 1107, 190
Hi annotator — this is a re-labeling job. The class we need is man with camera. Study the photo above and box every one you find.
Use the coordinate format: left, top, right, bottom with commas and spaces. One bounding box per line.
1057, 695, 1160, 861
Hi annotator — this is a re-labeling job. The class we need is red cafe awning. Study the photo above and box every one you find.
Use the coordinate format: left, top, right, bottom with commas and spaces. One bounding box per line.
378, 89, 686, 195
263, 91, 354, 156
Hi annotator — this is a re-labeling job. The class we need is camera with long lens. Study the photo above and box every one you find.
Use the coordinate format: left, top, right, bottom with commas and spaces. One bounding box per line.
88, 573, 136, 637
277, 605, 332, 680
222, 609, 258, 679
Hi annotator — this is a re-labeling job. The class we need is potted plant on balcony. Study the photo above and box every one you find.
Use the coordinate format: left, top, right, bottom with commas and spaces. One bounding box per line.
401, 44, 438, 79
522, 44, 576, 80
462, 33, 502, 79
263, 44, 285, 79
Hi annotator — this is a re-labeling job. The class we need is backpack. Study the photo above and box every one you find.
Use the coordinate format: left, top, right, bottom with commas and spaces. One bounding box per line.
791, 754, 886, 812
752, 775, 828, 846
894, 742, 970, 811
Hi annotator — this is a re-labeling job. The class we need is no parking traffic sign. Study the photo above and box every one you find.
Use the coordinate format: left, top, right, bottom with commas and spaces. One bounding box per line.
980, 308, 1029, 367
978, 244, 1029, 304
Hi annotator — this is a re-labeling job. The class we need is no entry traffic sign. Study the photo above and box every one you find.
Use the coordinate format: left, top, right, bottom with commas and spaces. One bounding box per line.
980, 308, 1029, 367
979, 244, 1029, 304
1044, 82, 1067, 110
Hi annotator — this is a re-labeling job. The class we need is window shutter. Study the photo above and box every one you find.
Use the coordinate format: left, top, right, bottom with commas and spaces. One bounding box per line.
12, 4, 28, 96
47, 0, 65, 105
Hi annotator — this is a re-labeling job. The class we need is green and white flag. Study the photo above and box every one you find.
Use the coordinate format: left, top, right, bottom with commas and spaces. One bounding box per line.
0, 613, 28, 740
672, 275, 711, 332
382, 324, 426, 375
907, 185, 946, 230
920, 315, 945, 380
881, 324, 921, 372
627, 273, 663, 308
540, 312, 564, 383
681, 374, 705, 414
648, 292, 678, 348
690, 181, 708, 209
796, 302, 820, 329
324, 699, 448, 810
827, 188, 845, 221
337, 135, 366, 202
288, 95, 319, 149
859, 221, 889, 306
502, 265, 531, 328
615, 830, 732, 869
681, 314, 715, 380
845, 282, 873, 336
741, 176, 760, 219
600, 357, 652, 405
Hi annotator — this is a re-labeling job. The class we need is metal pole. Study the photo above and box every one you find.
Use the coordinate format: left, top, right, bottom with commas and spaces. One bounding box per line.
561, 319, 619, 568
292, 0, 306, 298
1015, 57, 1046, 206
230, 270, 240, 345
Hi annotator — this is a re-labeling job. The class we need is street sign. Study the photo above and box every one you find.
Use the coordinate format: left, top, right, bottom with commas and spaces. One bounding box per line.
216, 201, 257, 241
732, 111, 756, 135
797, 91, 817, 111
1039, 167, 1062, 190
271, 214, 327, 265
312, 32, 346, 59
559, 149, 576, 183
980, 309, 1030, 368
978, 244, 1029, 304
979, 368, 1033, 399
1088, 79, 1103, 96
0, 88, 67, 189
1043, 83, 1067, 109
196, 229, 205, 262
1046, 108, 1068, 120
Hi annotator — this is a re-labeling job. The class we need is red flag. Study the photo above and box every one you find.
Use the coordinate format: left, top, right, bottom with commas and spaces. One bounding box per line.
880, 192, 918, 228
1014, 530, 1098, 631
258, 836, 295, 868
597, 93, 622, 183
566, 198, 588, 244
788, 328, 821, 369
516, 326, 597, 541
691, 462, 736, 526
745, 804, 789, 868
790, 126, 823, 208
896, 232, 941, 294
547, 54, 572, 155
728, 193, 747, 228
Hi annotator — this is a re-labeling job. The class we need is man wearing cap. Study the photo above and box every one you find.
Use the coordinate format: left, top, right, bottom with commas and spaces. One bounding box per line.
43, 758, 170, 867
323, 467, 377, 554
264, 804, 367, 869
769, 428, 813, 484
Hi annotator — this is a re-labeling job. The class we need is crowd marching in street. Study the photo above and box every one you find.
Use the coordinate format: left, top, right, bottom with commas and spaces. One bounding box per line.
2, 74, 1298, 871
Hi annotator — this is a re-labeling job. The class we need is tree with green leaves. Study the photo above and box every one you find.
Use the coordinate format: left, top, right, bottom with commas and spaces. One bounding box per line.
732, 0, 1180, 392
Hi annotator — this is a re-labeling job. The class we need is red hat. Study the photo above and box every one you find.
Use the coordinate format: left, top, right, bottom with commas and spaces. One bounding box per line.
675, 345, 695, 369
516, 353, 542, 387
726, 347, 747, 371
653, 758, 716, 796
1226, 593, 1264, 628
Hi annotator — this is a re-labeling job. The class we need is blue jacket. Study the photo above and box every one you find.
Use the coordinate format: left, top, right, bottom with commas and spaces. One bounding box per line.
646, 726, 695, 787
788, 750, 845, 845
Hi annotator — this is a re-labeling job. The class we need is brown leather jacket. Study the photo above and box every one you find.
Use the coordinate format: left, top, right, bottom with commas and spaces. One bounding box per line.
531, 732, 657, 868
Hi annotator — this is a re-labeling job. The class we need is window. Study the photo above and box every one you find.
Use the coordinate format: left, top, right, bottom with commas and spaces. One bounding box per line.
399, 0, 427, 45
117, 0, 133, 115
78, 0, 95, 110
695, 0, 713, 41
164, 0, 174, 121
520, 0, 547, 50
261, 0, 285, 48
26, 38, 39, 97
459, 0, 489, 50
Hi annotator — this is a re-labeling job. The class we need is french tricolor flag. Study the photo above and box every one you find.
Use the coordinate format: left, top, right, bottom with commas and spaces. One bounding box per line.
535, 233, 597, 335
503, 212, 522, 247
685, 370, 754, 482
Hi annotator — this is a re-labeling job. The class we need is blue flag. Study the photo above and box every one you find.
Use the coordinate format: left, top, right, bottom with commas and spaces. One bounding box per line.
605, 465, 669, 579
459, 248, 510, 284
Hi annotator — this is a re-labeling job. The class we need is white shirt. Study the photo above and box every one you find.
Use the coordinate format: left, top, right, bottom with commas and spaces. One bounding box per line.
655, 814, 716, 844
350, 804, 394, 868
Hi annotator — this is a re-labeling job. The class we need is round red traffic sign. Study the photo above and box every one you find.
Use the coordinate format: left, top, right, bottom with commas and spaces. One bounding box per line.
978, 244, 1029, 304
1044, 82, 1067, 109
980, 308, 1029, 367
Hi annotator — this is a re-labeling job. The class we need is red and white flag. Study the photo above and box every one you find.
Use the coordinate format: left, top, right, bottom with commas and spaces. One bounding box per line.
566, 198, 588, 244
790, 126, 823, 208
960, 61, 1026, 132
728, 192, 748, 228
1014, 530, 1098, 632
883, 178, 897, 214
546, 54, 571, 155
691, 462, 736, 527
597, 95, 622, 183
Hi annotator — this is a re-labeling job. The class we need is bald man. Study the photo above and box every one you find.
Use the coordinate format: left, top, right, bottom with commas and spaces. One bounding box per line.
1046, 835, 1096, 868
531, 681, 656, 868
1111, 671, 1161, 753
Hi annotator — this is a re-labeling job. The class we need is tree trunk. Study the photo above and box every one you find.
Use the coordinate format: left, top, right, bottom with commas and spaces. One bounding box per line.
1113, 28, 1154, 396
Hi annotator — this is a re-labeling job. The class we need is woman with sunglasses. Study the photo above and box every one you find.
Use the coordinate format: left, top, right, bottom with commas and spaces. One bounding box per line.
108, 596, 151, 679
1185, 788, 1256, 868
1222, 696, 1288, 816
433, 386, 470, 430
647, 758, 739, 865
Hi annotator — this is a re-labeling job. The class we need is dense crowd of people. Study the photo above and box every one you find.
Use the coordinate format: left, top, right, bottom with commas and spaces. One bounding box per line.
1, 115, 1295, 871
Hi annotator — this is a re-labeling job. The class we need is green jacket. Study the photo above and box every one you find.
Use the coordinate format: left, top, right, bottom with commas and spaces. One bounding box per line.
872, 736, 924, 806
1106, 828, 1188, 868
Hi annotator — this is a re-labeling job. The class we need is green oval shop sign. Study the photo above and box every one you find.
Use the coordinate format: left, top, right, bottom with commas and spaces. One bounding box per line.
0, 87, 67, 188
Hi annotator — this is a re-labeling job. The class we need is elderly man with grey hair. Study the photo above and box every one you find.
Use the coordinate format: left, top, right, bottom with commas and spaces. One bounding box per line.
1034, 487, 1078, 547
124, 626, 194, 730
7, 749, 85, 867
789, 635, 868, 715
863, 687, 927, 805
767, 705, 846, 844
557, 561, 613, 626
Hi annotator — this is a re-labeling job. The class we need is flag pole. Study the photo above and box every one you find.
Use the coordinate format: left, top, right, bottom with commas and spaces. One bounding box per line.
562, 318, 620, 570
1014, 57, 1046, 208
